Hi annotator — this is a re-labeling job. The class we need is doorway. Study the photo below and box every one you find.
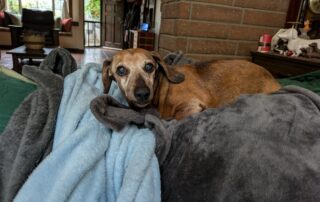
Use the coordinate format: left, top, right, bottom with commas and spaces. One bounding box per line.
103, 0, 125, 49
101, 0, 158, 50
84, 0, 102, 47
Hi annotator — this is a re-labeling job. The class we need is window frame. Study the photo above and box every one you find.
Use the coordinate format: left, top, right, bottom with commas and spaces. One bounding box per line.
6, 0, 72, 18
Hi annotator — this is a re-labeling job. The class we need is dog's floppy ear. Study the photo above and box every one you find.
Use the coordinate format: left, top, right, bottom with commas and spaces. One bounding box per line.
151, 51, 185, 84
102, 59, 113, 94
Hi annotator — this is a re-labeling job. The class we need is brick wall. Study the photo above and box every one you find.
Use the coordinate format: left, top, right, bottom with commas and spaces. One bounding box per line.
158, 0, 291, 60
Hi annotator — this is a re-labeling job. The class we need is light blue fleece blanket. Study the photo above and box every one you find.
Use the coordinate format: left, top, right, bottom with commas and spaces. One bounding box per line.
13, 63, 161, 202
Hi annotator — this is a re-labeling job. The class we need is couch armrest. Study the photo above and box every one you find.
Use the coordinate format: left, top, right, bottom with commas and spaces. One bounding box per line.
0, 27, 10, 32
9, 25, 24, 48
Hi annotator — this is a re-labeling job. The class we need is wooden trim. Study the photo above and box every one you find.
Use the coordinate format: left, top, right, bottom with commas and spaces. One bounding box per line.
59, 32, 72, 36
65, 48, 84, 53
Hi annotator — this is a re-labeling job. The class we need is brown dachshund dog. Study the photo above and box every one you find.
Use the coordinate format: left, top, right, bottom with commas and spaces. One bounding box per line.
102, 48, 280, 120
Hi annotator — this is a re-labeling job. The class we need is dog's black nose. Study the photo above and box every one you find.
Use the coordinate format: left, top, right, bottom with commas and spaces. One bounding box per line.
134, 87, 150, 102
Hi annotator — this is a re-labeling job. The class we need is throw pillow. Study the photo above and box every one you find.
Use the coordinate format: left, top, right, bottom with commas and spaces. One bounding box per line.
61, 18, 72, 32
0, 11, 4, 27
3, 11, 13, 26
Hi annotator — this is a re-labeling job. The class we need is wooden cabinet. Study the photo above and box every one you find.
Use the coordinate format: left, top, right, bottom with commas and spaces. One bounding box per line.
129, 30, 155, 51
251, 51, 320, 78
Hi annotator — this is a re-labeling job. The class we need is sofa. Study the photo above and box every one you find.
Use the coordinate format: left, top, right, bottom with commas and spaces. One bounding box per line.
0, 10, 73, 48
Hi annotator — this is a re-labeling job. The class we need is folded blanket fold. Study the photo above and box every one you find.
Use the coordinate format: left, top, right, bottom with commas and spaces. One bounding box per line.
39, 47, 77, 77
0, 48, 77, 202
13, 63, 161, 202
91, 85, 320, 202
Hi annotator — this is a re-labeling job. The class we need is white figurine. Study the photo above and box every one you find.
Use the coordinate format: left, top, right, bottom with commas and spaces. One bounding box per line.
277, 28, 320, 56
271, 29, 290, 55
271, 29, 288, 51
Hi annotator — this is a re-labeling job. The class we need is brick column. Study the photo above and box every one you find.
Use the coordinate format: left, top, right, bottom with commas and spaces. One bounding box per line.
159, 0, 291, 60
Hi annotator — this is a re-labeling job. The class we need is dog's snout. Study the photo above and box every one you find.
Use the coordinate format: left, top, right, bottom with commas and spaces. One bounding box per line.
134, 87, 150, 102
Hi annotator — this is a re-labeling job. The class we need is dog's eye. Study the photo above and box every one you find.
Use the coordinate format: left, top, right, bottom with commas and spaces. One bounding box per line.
144, 63, 154, 73
116, 66, 128, 76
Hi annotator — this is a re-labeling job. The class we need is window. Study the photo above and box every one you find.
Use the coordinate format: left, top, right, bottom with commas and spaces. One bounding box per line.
54, 0, 64, 18
21, 0, 53, 11
6, 0, 19, 14
6, 0, 66, 18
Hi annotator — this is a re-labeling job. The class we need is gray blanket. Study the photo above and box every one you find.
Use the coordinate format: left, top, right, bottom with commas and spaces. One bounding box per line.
0, 48, 77, 202
91, 86, 320, 202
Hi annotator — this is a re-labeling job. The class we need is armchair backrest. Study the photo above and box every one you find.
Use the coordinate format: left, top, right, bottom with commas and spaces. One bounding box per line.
21, 8, 55, 32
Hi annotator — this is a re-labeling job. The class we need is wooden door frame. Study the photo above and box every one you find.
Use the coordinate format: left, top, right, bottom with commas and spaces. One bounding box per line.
103, 0, 126, 49
101, 0, 106, 46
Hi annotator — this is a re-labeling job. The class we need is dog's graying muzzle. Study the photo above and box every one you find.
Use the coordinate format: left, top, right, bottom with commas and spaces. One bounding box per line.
134, 75, 150, 102
134, 87, 150, 102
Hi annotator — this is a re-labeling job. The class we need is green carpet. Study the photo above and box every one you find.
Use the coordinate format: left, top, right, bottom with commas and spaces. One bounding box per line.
0, 73, 37, 134
279, 70, 320, 95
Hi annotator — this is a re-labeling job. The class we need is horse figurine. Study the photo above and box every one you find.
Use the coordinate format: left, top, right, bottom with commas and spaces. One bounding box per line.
277, 28, 320, 56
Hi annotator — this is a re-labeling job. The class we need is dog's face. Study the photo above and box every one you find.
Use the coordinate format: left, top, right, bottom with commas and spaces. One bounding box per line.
108, 49, 158, 107
102, 48, 185, 108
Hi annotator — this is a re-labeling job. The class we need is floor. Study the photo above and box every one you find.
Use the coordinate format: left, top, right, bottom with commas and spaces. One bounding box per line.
0, 47, 119, 69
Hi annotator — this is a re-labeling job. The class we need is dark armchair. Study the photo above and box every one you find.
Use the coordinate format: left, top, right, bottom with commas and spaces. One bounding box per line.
9, 8, 59, 48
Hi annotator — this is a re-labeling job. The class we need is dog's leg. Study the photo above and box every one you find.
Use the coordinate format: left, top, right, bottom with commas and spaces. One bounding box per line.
173, 99, 206, 120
